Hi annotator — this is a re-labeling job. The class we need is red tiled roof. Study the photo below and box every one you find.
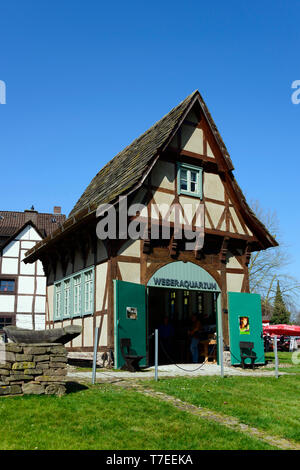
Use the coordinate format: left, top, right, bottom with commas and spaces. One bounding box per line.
0, 210, 66, 240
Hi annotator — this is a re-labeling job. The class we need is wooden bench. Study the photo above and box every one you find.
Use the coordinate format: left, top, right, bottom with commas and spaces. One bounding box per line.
120, 338, 145, 372
240, 341, 257, 369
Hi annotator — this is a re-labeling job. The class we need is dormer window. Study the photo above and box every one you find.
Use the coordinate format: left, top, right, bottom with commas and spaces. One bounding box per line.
177, 163, 203, 198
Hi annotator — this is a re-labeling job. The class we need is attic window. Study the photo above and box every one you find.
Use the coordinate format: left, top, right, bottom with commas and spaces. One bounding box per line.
177, 163, 203, 198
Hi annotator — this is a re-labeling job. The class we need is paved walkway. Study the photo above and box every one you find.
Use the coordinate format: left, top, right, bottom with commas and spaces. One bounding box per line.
68, 362, 284, 381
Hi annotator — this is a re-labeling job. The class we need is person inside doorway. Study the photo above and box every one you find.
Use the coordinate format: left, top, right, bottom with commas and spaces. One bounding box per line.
158, 316, 175, 363
188, 314, 203, 363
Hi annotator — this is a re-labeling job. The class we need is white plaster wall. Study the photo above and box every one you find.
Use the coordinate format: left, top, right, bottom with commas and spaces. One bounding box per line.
96, 262, 108, 311
97, 314, 107, 347
84, 316, 94, 346
36, 260, 44, 276
72, 318, 82, 347
16, 314, 33, 329
20, 258, 35, 275
118, 262, 140, 284
206, 142, 216, 159
17, 295, 33, 313
227, 273, 244, 292
117, 239, 140, 257
151, 160, 175, 190
229, 208, 246, 235
204, 173, 224, 201
35, 314, 46, 330
3, 240, 19, 257
36, 277, 46, 295
1, 258, 18, 274
21, 241, 36, 250
47, 285, 54, 322
34, 296, 46, 313
0, 295, 14, 312
226, 253, 243, 269
18, 276, 35, 294
205, 202, 225, 230
179, 195, 203, 227
152, 191, 174, 221
182, 126, 204, 154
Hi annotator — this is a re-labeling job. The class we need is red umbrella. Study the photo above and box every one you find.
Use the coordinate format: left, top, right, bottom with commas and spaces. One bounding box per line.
263, 324, 300, 336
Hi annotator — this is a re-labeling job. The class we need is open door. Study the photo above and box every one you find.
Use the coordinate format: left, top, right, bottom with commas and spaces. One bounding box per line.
228, 292, 265, 366
114, 280, 147, 369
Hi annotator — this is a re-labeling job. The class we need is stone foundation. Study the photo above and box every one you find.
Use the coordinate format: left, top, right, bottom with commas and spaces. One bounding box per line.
0, 343, 68, 396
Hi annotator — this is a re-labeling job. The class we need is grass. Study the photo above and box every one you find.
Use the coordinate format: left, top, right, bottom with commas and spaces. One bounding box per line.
0, 382, 274, 450
146, 352, 300, 443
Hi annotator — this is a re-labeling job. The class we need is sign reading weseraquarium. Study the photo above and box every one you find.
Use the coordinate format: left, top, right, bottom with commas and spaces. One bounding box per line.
147, 261, 221, 292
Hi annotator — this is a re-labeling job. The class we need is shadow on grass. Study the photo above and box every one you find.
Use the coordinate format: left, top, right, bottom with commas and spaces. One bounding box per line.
66, 381, 89, 394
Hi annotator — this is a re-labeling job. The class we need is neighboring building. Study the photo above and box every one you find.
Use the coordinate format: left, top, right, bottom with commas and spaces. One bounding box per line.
24, 91, 277, 366
0, 207, 66, 334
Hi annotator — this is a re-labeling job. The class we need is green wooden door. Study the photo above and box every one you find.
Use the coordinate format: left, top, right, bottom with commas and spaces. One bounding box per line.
114, 280, 147, 369
228, 292, 265, 366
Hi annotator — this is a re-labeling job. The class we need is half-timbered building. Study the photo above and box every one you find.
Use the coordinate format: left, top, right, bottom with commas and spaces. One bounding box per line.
24, 91, 277, 366
0, 207, 65, 338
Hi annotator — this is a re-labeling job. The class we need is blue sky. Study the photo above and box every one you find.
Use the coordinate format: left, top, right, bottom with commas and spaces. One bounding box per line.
0, 1, 299, 298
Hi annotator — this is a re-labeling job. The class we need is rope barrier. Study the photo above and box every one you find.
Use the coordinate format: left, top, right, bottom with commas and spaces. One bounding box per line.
158, 337, 217, 373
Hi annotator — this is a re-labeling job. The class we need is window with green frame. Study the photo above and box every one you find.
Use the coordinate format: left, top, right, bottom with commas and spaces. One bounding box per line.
177, 163, 203, 198
54, 267, 94, 321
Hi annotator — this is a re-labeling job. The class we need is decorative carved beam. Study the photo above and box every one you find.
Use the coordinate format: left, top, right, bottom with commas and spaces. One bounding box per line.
219, 236, 230, 263
244, 242, 251, 267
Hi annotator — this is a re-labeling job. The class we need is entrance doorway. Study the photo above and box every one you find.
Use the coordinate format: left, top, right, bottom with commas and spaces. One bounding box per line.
148, 286, 218, 365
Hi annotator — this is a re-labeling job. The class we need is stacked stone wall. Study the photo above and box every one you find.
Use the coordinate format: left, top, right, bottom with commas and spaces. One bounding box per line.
0, 343, 67, 396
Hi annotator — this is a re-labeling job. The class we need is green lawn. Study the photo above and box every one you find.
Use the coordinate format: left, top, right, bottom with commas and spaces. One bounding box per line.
146, 352, 300, 443
0, 382, 274, 450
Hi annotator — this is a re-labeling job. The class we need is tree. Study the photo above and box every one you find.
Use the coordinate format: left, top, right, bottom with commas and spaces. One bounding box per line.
249, 200, 300, 311
270, 281, 290, 324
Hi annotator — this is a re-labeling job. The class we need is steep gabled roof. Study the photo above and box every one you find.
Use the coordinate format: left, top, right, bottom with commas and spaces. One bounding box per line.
24, 90, 277, 263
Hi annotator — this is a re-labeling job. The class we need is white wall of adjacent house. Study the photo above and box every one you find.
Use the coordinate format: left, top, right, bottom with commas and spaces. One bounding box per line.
0, 225, 46, 330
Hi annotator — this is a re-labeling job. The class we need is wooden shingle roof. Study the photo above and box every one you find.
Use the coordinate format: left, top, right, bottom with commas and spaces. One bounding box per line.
24, 90, 277, 262
69, 90, 209, 217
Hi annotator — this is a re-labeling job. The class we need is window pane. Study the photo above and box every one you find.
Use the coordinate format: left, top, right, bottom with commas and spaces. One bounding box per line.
180, 181, 188, 191
64, 280, 70, 316
0, 280, 15, 292
55, 283, 61, 318
0, 317, 13, 329
73, 275, 81, 315
181, 169, 187, 179
190, 171, 197, 182
84, 271, 93, 313
190, 182, 197, 193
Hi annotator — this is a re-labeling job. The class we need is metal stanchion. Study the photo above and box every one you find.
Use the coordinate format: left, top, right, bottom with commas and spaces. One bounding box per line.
155, 329, 158, 382
92, 327, 99, 385
274, 335, 279, 379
